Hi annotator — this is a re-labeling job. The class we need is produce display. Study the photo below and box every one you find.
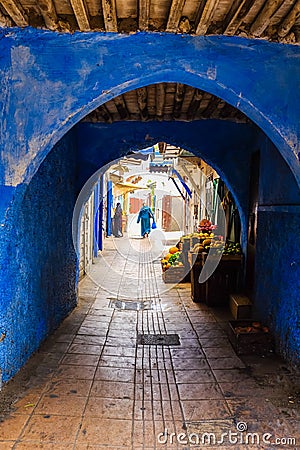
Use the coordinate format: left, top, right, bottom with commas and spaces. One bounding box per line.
161, 246, 184, 271
179, 218, 242, 258
234, 321, 269, 334
198, 218, 217, 233
223, 242, 242, 255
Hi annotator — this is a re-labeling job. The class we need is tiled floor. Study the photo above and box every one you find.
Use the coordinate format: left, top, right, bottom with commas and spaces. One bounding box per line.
0, 237, 299, 449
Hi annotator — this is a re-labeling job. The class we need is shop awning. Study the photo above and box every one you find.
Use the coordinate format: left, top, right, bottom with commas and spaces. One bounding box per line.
113, 182, 148, 197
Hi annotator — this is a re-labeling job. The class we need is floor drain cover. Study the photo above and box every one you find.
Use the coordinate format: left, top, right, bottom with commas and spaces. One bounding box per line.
108, 299, 152, 311
137, 334, 180, 346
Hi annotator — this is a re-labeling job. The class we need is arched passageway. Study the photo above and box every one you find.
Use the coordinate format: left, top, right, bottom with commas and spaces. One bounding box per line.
1, 114, 299, 383
0, 31, 299, 383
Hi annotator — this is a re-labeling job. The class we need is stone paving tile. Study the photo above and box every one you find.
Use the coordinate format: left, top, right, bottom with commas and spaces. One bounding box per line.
219, 380, 272, 398
181, 399, 232, 421
226, 397, 279, 419
212, 368, 254, 383
174, 368, 214, 384
68, 343, 104, 355
11, 390, 45, 415
102, 345, 136, 357
170, 347, 205, 359
207, 357, 246, 370
77, 418, 132, 446
53, 364, 97, 380
0, 443, 15, 449
172, 358, 209, 370
44, 379, 93, 397
200, 337, 235, 348
15, 444, 74, 449
76, 446, 131, 450
33, 394, 87, 416
177, 382, 223, 400
20, 415, 81, 443
135, 383, 180, 402
61, 353, 100, 366
0, 415, 29, 440
72, 335, 106, 345
54, 333, 76, 343
91, 380, 135, 399
1, 237, 299, 449
203, 346, 239, 359
85, 397, 134, 419
94, 367, 135, 382
98, 356, 136, 368
40, 342, 71, 354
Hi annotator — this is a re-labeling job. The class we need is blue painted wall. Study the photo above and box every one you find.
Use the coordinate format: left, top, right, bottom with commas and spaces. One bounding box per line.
0, 130, 78, 381
0, 30, 299, 188
0, 29, 299, 379
255, 136, 300, 365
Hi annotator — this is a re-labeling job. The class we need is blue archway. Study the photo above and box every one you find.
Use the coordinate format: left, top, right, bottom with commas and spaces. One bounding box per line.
0, 30, 299, 188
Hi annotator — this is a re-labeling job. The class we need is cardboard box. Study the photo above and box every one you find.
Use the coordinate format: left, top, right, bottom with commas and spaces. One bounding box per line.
230, 294, 252, 319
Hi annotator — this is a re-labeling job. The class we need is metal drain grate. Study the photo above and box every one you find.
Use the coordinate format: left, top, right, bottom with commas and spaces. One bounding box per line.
108, 299, 152, 311
137, 333, 180, 346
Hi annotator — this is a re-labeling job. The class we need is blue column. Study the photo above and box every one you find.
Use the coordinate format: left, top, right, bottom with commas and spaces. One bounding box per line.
106, 180, 113, 236
98, 176, 104, 251
93, 181, 100, 257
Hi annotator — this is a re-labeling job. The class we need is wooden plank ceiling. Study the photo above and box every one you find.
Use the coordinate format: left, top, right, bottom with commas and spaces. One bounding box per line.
0, 0, 299, 44
83, 82, 248, 123
1, 1, 297, 125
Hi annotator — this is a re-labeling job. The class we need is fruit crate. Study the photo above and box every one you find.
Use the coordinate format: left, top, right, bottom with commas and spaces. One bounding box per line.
188, 252, 242, 305
228, 320, 274, 355
190, 236, 201, 247
182, 238, 191, 253
162, 266, 186, 283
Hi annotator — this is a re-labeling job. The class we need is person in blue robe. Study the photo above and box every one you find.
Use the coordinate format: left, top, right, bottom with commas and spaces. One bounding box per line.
137, 204, 154, 237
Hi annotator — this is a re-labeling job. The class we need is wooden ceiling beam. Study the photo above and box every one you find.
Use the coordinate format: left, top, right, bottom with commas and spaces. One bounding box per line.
224, 0, 254, 35
38, 0, 59, 31
102, 0, 118, 32
201, 96, 221, 118
69, 0, 90, 31
156, 84, 166, 119
0, 7, 12, 26
196, 0, 221, 35
113, 95, 129, 120
278, 0, 300, 37
100, 104, 113, 123
221, 0, 241, 32
250, 0, 285, 37
166, 0, 186, 32
138, 0, 150, 31
136, 87, 148, 120
187, 89, 204, 120
0, 0, 28, 27
173, 83, 185, 119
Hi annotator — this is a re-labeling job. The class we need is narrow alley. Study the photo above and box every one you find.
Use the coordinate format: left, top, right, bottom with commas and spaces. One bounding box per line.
0, 237, 298, 449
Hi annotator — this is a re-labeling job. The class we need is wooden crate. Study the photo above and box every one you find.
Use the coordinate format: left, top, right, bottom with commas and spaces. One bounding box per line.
228, 320, 274, 355
188, 252, 243, 305
162, 266, 186, 283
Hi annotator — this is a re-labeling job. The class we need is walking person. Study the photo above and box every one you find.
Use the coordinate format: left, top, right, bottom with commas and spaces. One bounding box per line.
137, 203, 154, 238
113, 202, 123, 237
